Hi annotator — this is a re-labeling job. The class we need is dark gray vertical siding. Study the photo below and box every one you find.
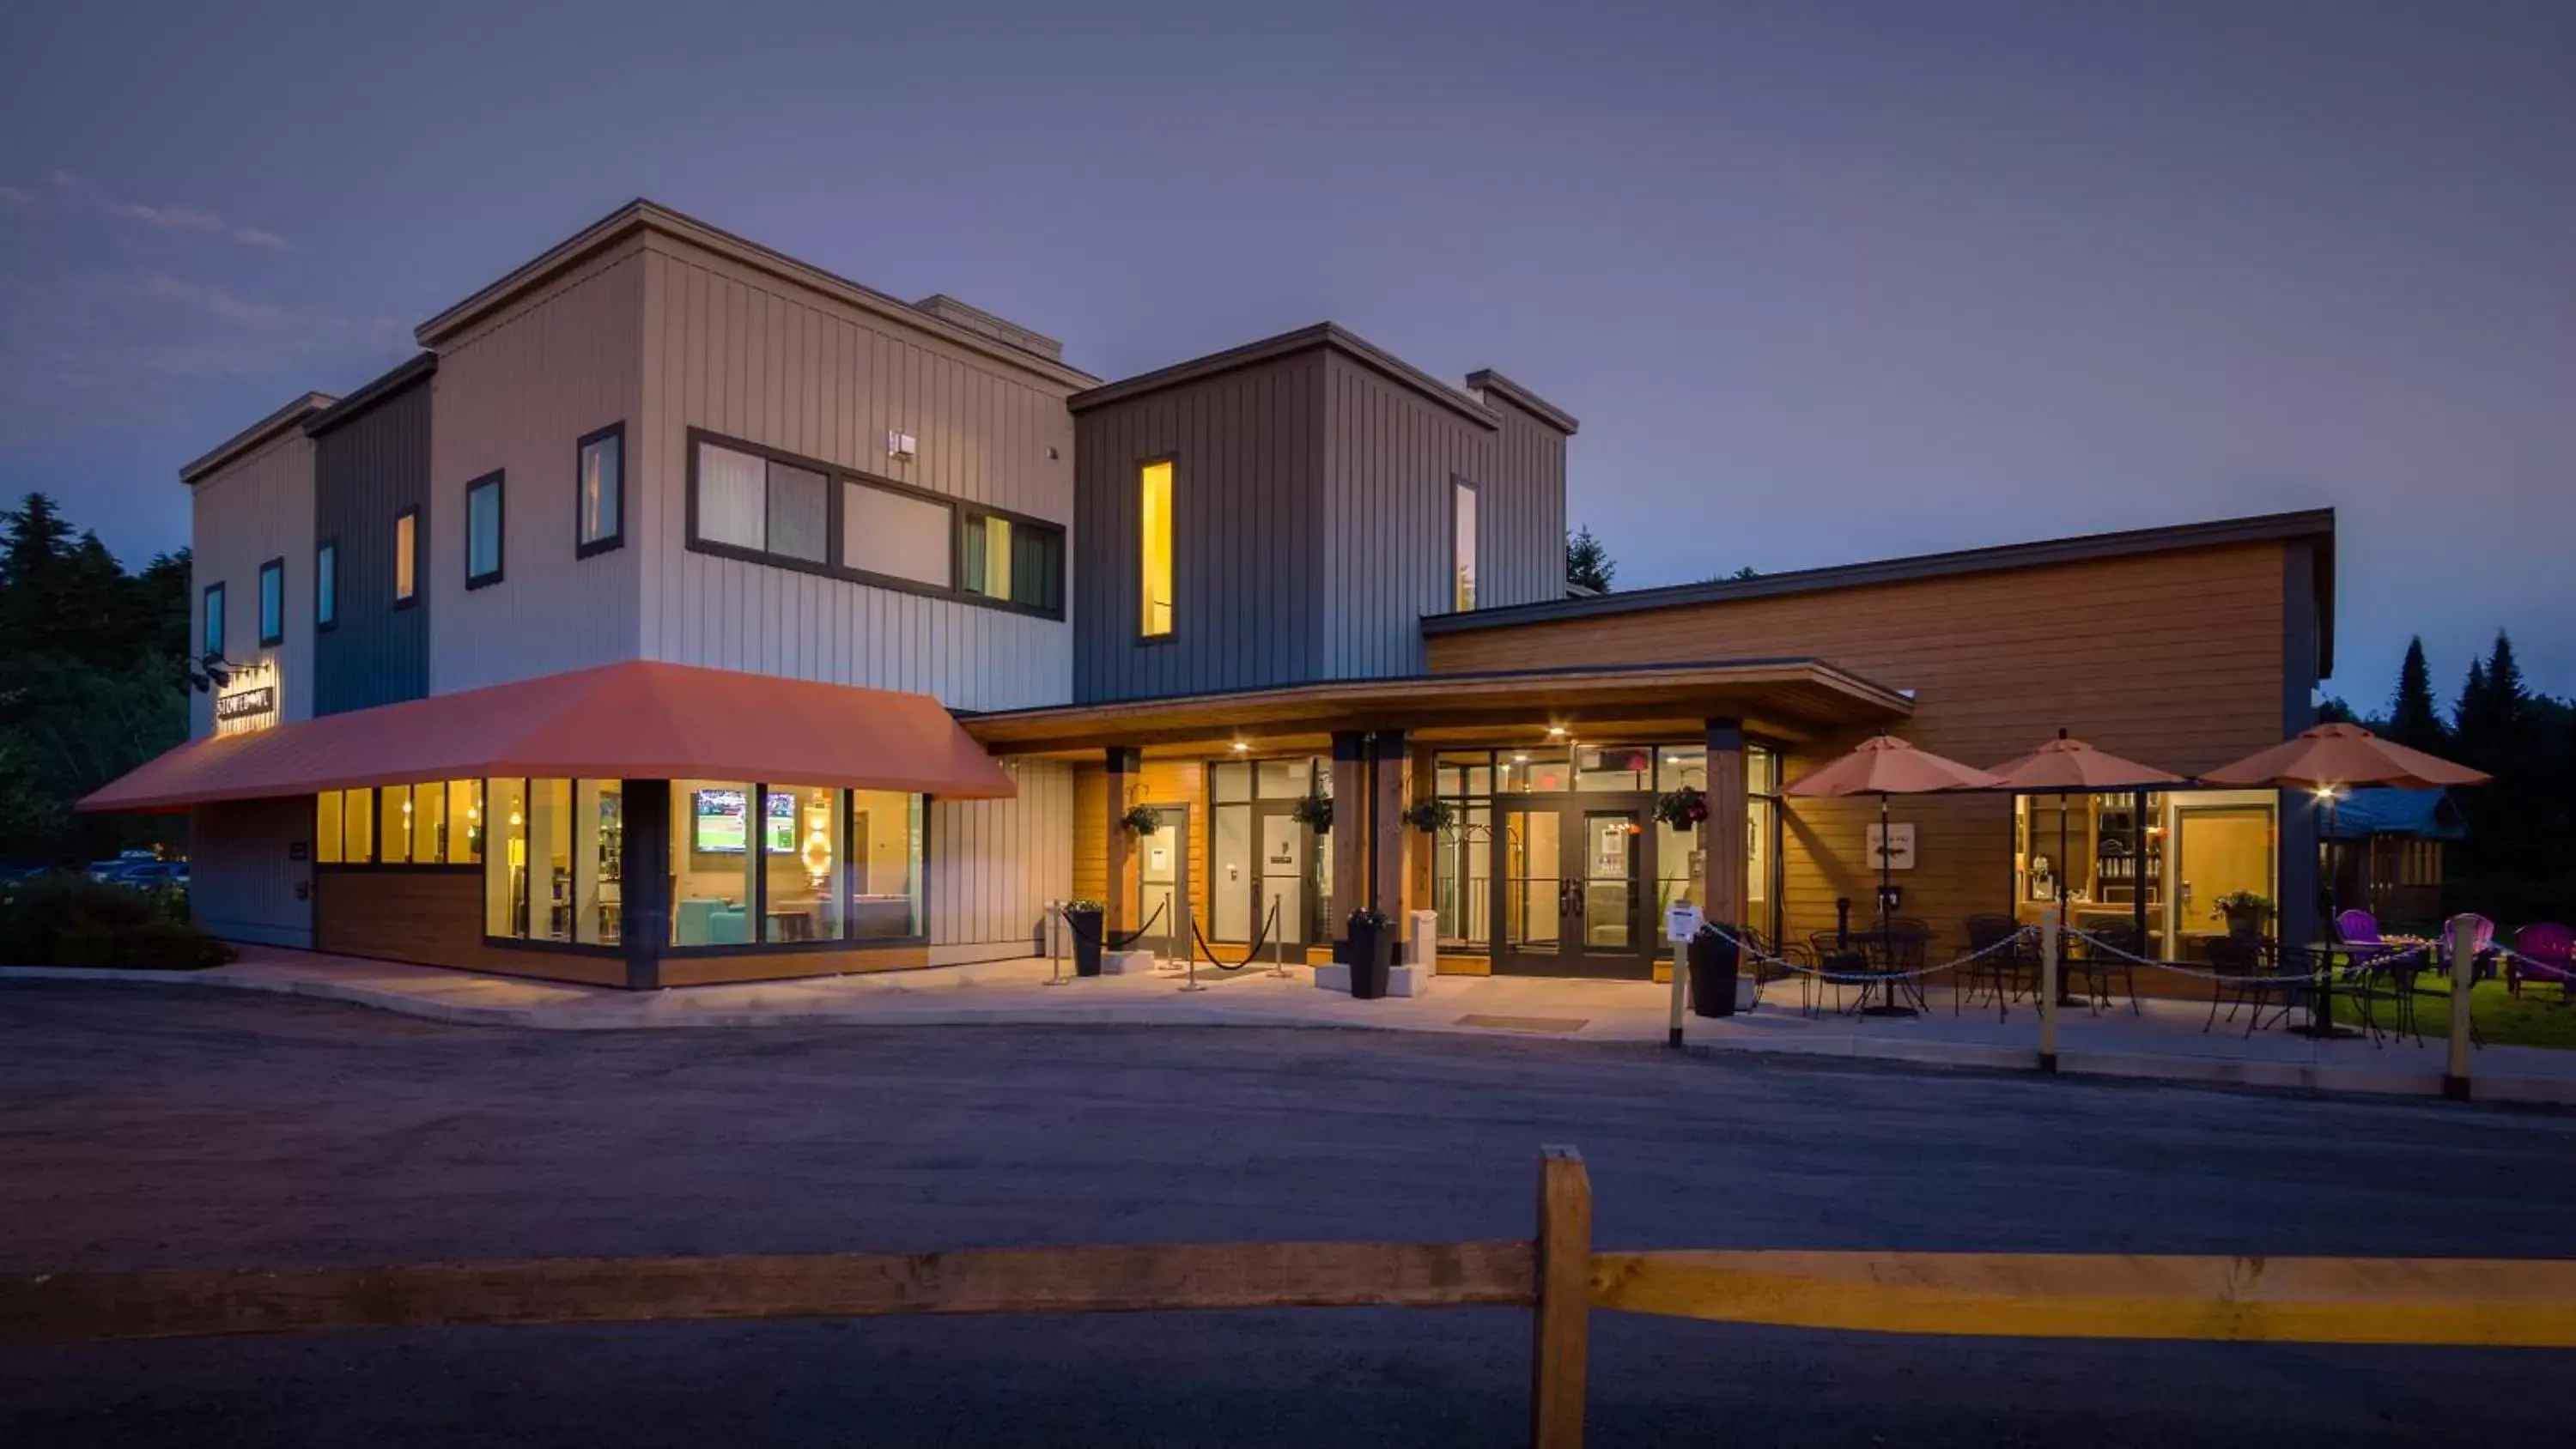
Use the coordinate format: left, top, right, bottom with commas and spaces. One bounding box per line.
1071, 353, 1323, 702
1318, 352, 1492, 680
1478, 402, 1566, 611
312, 376, 432, 715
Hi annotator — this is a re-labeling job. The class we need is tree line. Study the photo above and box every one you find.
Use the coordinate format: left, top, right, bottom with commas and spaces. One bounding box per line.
0, 493, 191, 865
2320, 635, 2574, 925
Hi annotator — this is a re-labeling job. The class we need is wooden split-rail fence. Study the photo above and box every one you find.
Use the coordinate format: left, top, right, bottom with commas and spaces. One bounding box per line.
8, 1146, 2574, 1448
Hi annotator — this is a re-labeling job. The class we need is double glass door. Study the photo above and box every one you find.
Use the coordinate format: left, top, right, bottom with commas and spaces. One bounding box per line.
1496, 798, 1649, 978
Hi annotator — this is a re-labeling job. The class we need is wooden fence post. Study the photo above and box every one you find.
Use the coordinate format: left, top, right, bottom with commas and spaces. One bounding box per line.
2444, 915, 2476, 1100
1532, 1144, 1591, 1449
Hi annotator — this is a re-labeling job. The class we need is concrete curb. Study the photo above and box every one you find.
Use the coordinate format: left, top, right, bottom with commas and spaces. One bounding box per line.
7, 964, 2570, 1107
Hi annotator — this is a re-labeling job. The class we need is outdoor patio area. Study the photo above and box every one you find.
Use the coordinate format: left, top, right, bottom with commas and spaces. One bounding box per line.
7, 948, 2572, 1106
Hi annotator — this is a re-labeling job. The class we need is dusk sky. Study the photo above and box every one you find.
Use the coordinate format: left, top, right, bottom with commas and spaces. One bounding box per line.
3, 0, 2568, 700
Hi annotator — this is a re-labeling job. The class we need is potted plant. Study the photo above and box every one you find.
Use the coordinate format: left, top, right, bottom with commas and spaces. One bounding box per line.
1345, 906, 1395, 998
1401, 798, 1453, 834
1121, 804, 1162, 835
2213, 891, 2274, 938
1686, 919, 1741, 1018
1064, 898, 1106, 976
1655, 787, 1709, 831
1291, 789, 1334, 834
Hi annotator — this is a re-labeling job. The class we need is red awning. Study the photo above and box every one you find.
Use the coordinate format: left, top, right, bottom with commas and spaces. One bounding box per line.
80, 662, 1014, 813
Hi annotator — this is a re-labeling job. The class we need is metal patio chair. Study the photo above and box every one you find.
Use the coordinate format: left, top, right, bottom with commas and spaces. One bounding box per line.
1959, 913, 2037, 1020
2068, 921, 2143, 1016
2204, 934, 2296, 1036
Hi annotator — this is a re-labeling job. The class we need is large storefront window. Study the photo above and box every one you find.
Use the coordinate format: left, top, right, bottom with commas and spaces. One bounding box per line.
314, 780, 483, 866
2014, 787, 2277, 959
1206, 756, 1329, 947
671, 781, 923, 949
483, 779, 621, 945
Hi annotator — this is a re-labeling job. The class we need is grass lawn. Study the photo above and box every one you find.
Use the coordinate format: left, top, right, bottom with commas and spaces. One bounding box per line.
2330, 975, 2576, 1049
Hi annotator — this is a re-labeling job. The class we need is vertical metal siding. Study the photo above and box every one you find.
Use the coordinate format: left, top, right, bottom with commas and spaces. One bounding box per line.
635, 239, 1078, 711
313, 377, 432, 715
1069, 352, 1325, 702
427, 245, 647, 694
191, 797, 312, 949
189, 432, 317, 737
927, 759, 1073, 957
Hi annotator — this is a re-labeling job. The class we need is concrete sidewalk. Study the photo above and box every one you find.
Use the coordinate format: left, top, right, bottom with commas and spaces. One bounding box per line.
5, 949, 2572, 1106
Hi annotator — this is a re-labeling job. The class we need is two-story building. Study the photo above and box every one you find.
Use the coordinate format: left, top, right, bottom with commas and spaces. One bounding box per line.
86, 199, 2331, 989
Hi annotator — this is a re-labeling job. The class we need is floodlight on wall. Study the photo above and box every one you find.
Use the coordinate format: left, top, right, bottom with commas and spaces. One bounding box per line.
887, 430, 918, 463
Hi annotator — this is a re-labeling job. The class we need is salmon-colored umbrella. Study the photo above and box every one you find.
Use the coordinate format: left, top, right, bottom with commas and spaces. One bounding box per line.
1986, 731, 2184, 913
2198, 722, 2491, 792
1785, 737, 2001, 1015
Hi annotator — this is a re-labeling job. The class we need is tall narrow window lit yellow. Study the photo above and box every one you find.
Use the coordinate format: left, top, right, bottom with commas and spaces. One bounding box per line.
1139, 459, 1174, 636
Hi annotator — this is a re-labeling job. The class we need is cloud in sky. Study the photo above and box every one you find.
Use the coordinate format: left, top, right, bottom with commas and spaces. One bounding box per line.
5, 168, 291, 249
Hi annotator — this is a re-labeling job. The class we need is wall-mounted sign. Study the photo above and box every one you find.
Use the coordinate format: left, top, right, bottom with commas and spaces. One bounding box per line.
1866, 822, 1917, 871
214, 684, 276, 724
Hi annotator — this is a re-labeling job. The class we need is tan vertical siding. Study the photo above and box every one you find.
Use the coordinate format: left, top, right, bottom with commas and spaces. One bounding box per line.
1426, 543, 2292, 949
426, 244, 647, 694
635, 238, 1078, 711
927, 759, 1075, 961
190, 430, 317, 736
1072, 763, 1108, 901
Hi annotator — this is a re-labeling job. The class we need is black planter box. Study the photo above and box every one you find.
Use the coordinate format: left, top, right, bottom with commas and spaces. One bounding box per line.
1686, 927, 1741, 1018
1346, 919, 1396, 999
1067, 906, 1105, 977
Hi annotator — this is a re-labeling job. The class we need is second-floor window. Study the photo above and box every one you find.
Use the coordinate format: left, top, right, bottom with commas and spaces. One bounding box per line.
316, 540, 337, 629
258, 558, 284, 646
1139, 458, 1173, 637
466, 473, 505, 587
394, 507, 419, 604
577, 423, 623, 555
202, 581, 224, 658
688, 429, 1065, 619
1452, 479, 1479, 612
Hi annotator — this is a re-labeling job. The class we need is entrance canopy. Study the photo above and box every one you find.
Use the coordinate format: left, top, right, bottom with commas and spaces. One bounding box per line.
959, 659, 1912, 756
80, 661, 1014, 813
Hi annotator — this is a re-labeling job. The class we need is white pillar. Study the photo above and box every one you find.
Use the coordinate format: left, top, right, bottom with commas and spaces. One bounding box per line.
2445, 915, 2476, 1100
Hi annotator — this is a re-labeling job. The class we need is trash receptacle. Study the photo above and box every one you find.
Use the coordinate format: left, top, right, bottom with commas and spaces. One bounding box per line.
1686, 925, 1740, 1018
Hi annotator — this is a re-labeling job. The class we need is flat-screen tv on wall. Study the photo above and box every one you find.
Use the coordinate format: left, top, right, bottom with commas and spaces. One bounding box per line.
691, 789, 800, 854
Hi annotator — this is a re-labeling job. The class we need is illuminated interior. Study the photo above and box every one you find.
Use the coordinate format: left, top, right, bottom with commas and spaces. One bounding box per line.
1139, 459, 1173, 636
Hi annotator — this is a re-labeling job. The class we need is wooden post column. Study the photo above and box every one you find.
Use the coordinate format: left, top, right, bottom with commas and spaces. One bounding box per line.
1105, 747, 1140, 936
1370, 731, 1412, 953
1329, 731, 1367, 954
1702, 719, 1748, 932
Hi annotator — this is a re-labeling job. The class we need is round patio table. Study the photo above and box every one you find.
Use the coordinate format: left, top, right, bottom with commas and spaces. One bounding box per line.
2292, 942, 2364, 1040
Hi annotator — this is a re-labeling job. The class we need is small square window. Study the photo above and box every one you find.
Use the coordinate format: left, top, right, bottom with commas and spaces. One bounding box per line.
466, 473, 505, 588
577, 424, 623, 556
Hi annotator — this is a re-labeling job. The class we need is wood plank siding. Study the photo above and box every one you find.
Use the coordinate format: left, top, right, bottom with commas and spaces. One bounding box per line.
635, 234, 1080, 712
426, 242, 647, 694
313, 869, 629, 987
1427, 542, 2301, 950
311, 366, 432, 715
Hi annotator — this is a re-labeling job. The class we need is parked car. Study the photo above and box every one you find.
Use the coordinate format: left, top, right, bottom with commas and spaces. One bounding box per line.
84, 859, 136, 884
118, 862, 190, 890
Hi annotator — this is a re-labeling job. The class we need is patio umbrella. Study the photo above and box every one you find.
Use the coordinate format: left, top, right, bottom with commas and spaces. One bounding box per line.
1985, 731, 2184, 916
2200, 722, 2490, 1039
1784, 736, 2002, 1015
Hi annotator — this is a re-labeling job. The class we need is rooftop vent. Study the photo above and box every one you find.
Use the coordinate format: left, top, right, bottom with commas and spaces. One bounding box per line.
911, 294, 1063, 363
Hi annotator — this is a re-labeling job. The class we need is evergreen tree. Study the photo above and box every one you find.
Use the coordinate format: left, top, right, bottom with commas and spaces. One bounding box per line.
2385, 637, 2445, 750
1566, 524, 1615, 593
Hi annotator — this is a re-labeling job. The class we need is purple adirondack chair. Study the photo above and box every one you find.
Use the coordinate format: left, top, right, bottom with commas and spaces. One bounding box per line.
2334, 909, 2383, 948
2509, 923, 2574, 1002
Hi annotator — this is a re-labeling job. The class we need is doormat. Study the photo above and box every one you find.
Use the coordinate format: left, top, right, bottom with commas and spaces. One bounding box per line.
1455, 1014, 1588, 1034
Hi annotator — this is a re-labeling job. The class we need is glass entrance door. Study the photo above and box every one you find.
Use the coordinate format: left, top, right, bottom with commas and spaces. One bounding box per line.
1136, 803, 1188, 958
1494, 800, 1652, 979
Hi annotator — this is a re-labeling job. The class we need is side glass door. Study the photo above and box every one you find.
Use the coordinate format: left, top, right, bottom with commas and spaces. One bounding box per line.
1259, 814, 1306, 949
1580, 809, 1641, 955
1498, 804, 1564, 972
1136, 804, 1188, 957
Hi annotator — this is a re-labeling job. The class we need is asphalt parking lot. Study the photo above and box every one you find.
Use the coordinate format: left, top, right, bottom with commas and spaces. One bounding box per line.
4, 982, 2571, 1446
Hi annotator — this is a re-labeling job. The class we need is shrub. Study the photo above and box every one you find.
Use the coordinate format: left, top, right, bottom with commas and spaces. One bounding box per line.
0, 873, 234, 970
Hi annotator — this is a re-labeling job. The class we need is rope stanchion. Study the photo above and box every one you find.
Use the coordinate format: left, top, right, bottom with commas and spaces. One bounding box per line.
1704, 925, 2038, 985
1059, 898, 1170, 955
1184, 898, 1280, 979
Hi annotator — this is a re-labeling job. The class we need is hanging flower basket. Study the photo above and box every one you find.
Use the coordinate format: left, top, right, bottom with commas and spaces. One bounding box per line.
1401, 799, 1454, 834
1655, 787, 1709, 830
1291, 790, 1334, 834
1121, 804, 1162, 835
